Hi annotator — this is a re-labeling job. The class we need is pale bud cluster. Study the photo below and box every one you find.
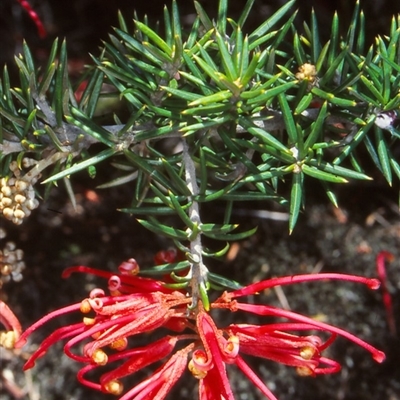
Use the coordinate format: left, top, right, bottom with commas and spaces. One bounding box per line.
0, 229, 25, 287
0, 159, 40, 225
295, 63, 318, 89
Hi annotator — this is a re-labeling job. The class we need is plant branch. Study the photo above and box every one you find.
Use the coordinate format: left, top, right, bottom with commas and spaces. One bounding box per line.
182, 138, 208, 308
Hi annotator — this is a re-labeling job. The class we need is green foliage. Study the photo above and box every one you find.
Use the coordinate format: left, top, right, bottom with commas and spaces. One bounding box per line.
1, 0, 399, 261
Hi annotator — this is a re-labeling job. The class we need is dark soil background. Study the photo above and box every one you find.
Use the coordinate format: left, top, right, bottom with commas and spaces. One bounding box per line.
1, 1, 400, 400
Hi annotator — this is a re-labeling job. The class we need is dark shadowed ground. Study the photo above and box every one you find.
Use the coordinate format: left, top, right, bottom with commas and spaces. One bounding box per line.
1, 1, 400, 399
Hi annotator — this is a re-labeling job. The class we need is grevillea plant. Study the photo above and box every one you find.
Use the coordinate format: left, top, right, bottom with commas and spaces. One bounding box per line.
1, 0, 399, 399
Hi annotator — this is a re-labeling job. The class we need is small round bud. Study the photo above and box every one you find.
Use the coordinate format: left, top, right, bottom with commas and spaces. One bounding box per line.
9, 160, 19, 170
14, 180, 29, 192
12, 272, 23, 282
224, 335, 240, 358
5, 242, 16, 251
22, 208, 31, 217
15, 262, 24, 272
0, 331, 18, 349
80, 299, 92, 313
14, 194, 26, 204
1, 264, 12, 276
25, 199, 39, 210
6, 253, 16, 264
22, 157, 37, 168
118, 258, 139, 275
1, 197, 12, 207
295, 63, 317, 82
7, 177, 16, 186
1, 186, 12, 197
3, 208, 14, 220
109, 337, 128, 351
300, 346, 316, 360
188, 359, 208, 379
296, 366, 314, 376
103, 380, 123, 395
92, 349, 108, 365
13, 209, 25, 220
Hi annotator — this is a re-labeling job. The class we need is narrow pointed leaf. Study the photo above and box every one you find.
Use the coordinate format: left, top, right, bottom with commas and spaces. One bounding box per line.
202, 226, 257, 241
278, 93, 300, 145
42, 148, 116, 183
302, 164, 348, 183
67, 109, 115, 146
201, 223, 239, 235
309, 160, 372, 180
188, 90, 232, 107
238, 0, 256, 28
320, 181, 339, 208
375, 127, 392, 185
310, 9, 321, 63
304, 101, 328, 149
194, 1, 213, 31
217, 0, 228, 36
245, 81, 297, 105
134, 20, 171, 55
208, 272, 243, 290
137, 218, 188, 241
249, 0, 295, 44
140, 260, 191, 275
215, 30, 237, 81
289, 171, 304, 233
162, 159, 192, 196
124, 149, 176, 191
240, 119, 291, 154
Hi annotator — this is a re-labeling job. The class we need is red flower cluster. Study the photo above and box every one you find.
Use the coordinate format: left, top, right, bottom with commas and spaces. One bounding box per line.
15, 259, 385, 400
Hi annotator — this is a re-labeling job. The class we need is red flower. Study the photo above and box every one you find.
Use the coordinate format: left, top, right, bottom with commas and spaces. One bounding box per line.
376, 251, 396, 335
0, 300, 22, 349
15, 260, 385, 400
16, 0, 46, 38
16, 263, 192, 370
218, 273, 385, 365
192, 273, 384, 400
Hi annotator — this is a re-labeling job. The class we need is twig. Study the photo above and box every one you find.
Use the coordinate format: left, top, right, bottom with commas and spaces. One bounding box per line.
182, 138, 208, 308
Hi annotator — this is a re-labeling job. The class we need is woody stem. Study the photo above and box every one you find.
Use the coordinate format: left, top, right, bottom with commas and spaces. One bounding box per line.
182, 139, 208, 308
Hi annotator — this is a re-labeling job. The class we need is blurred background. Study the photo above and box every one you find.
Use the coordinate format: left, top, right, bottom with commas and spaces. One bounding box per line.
1, 0, 400, 75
